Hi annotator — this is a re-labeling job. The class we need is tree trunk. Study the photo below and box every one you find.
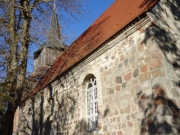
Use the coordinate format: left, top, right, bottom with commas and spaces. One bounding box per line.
6, 0, 18, 92
0, 0, 19, 134
0, 104, 16, 135
0, 0, 31, 134
17, 0, 31, 91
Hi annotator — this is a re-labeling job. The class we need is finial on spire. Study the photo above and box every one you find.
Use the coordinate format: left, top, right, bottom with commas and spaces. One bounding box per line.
53, 0, 57, 12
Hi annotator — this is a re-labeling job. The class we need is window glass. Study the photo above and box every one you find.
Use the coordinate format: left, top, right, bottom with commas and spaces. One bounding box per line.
86, 76, 98, 130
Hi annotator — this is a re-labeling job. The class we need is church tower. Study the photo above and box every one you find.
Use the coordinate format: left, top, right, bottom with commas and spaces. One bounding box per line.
33, 0, 66, 76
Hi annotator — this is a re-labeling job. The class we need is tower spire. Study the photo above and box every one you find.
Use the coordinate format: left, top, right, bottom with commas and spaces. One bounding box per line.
47, 0, 65, 49
33, 0, 66, 73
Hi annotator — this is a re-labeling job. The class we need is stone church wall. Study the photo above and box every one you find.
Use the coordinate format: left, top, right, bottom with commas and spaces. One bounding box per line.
17, 0, 180, 134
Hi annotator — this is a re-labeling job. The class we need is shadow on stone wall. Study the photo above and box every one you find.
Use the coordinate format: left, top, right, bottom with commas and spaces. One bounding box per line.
17, 70, 93, 135
17, 112, 32, 134
138, 84, 180, 134
18, 87, 79, 135
143, 0, 180, 85
138, 0, 180, 134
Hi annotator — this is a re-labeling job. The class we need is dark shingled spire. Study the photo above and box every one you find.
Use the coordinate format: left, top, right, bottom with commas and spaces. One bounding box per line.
47, 0, 65, 49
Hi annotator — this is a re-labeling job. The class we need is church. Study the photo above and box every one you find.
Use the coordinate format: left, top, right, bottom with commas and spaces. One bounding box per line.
14, 0, 180, 134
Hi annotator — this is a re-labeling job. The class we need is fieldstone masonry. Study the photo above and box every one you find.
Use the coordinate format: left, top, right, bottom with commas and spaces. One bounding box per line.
16, 0, 180, 134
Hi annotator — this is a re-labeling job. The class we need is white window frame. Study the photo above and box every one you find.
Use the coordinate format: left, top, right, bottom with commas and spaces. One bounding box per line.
86, 76, 98, 131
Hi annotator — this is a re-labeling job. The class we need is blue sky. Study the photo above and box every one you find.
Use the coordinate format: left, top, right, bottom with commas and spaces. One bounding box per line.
27, 0, 115, 74
62, 0, 116, 44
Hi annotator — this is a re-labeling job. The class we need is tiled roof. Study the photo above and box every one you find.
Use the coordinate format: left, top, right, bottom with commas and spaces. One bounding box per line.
23, 0, 159, 101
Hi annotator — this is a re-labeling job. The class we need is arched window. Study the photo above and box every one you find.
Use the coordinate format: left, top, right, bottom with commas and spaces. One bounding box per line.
86, 76, 98, 130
